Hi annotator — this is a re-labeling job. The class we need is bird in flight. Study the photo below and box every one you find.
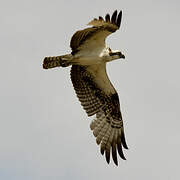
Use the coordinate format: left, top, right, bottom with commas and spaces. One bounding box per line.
43, 10, 128, 166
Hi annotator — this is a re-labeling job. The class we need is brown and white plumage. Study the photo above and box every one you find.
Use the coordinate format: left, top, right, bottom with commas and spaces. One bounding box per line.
70, 64, 128, 165
43, 10, 128, 166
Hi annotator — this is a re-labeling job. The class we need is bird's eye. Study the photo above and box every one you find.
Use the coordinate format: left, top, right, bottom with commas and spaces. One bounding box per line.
108, 48, 112, 52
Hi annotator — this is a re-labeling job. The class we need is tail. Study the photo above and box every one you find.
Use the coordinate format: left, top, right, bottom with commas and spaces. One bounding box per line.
43, 54, 73, 69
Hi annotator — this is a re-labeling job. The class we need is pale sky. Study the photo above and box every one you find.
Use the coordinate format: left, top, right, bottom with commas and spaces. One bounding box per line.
1, 0, 180, 179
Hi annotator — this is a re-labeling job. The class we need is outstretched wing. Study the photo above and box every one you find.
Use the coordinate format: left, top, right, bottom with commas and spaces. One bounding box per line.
70, 64, 128, 166
70, 10, 122, 55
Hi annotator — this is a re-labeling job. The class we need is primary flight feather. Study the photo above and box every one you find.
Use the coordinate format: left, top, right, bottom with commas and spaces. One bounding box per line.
43, 10, 128, 166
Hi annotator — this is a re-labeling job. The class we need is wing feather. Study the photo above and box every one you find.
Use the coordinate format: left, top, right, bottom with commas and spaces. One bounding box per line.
105, 14, 110, 22
70, 10, 123, 54
111, 10, 117, 24
99, 16, 104, 21
70, 65, 102, 116
70, 64, 128, 166
116, 10, 122, 28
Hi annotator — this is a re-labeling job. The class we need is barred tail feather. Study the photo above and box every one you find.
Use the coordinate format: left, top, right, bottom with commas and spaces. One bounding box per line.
43, 56, 62, 69
43, 54, 73, 69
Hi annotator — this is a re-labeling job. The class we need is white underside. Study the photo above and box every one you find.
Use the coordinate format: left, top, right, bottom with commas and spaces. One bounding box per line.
68, 47, 119, 95
72, 47, 118, 66
86, 63, 116, 94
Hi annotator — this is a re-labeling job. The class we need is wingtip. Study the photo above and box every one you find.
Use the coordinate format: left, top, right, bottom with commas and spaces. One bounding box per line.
113, 158, 118, 166
106, 158, 110, 164
115, 161, 118, 166
124, 145, 129, 150
111, 10, 118, 24
117, 142, 127, 160
100, 147, 104, 155
114, 9, 118, 14
122, 154, 127, 160
105, 150, 110, 164
105, 13, 110, 22
116, 10, 123, 28
99, 16, 104, 21
121, 130, 129, 149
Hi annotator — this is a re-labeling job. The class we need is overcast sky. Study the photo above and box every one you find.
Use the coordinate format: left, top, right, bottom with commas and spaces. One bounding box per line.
1, 0, 180, 179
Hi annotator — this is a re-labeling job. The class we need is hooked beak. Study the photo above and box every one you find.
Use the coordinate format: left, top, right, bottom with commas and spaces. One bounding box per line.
118, 52, 125, 59
120, 53, 125, 59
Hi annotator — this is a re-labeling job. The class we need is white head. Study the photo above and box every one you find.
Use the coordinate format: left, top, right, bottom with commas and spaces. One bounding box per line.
108, 48, 125, 61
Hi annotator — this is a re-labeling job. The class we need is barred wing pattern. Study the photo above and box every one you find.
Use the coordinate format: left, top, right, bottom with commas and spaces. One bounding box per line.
70, 65, 128, 165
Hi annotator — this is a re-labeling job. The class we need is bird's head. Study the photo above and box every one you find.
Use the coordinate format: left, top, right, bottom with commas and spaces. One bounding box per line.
109, 48, 125, 60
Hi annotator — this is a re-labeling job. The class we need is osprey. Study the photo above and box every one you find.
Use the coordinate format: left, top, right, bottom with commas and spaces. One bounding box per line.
43, 10, 128, 166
